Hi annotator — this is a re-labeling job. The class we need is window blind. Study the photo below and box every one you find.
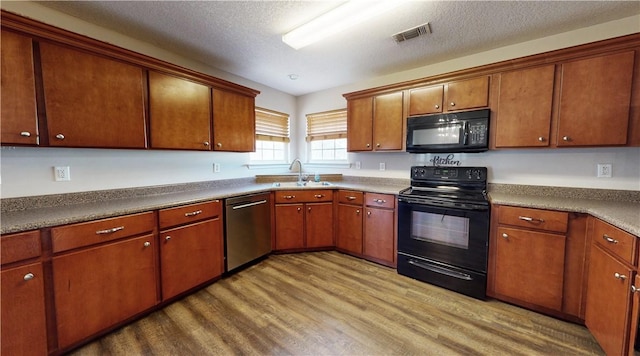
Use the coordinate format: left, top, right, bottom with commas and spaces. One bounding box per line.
255, 107, 290, 142
306, 109, 347, 142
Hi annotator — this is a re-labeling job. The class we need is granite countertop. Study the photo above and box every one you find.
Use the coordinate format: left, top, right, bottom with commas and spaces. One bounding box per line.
488, 184, 640, 236
2, 177, 638, 237
1, 176, 410, 235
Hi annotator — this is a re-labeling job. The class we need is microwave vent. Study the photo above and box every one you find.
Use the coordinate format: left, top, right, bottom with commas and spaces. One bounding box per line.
393, 23, 431, 43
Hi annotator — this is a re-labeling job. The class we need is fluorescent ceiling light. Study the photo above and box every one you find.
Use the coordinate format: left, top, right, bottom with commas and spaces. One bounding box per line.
282, 0, 406, 50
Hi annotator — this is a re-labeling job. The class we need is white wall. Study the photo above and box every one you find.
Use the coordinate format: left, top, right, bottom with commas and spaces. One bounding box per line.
1, 2, 639, 198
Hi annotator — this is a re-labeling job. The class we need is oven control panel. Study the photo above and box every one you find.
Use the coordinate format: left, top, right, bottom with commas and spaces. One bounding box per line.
411, 166, 486, 181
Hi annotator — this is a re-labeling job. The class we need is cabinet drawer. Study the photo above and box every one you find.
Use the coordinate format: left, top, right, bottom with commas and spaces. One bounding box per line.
592, 218, 637, 266
159, 200, 221, 229
52, 211, 155, 253
0, 230, 41, 266
365, 193, 395, 209
498, 206, 568, 233
274, 190, 332, 203
337, 190, 364, 205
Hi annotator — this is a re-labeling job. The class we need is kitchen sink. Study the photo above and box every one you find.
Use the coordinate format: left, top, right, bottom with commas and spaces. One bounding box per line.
272, 181, 333, 188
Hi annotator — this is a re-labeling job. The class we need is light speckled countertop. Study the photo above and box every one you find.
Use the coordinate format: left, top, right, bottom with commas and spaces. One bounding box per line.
2, 178, 638, 237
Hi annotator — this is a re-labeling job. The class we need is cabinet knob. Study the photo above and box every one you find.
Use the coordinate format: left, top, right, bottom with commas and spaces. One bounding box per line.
20, 131, 31, 137
614, 272, 627, 280
434, 104, 440, 109
203, 141, 210, 147
366, 143, 370, 148
23, 273, 35, 281
538, 137, 545, 142
217, 142, 222, 147
602, 234, 618, 244
55, 134, 65, 140
308, 207, 312, 212
376, 143, 381, 147
165, 236, 172, 241
450, 102, 455, 107
501, 233, 508, 239
632, 285, 639, 293
297, 207, 301, 212
356, 210, 360, 214
143, 241, 151, 247
562, 136, 571, 142
367, 211, 371, 217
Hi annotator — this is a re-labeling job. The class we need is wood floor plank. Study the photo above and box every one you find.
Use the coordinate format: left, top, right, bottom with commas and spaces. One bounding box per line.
69, 251, 603, 355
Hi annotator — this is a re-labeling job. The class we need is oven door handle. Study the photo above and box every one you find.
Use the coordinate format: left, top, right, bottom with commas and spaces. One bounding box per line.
407, 259, 472, 281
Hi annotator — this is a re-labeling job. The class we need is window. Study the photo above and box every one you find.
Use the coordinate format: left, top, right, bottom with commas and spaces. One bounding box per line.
306, 109, 347, 162
250, 108, 289, 162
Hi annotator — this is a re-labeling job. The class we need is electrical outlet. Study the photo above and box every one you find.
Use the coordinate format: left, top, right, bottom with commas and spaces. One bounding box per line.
379, 162, 386, 171
54, 166, 71, 181
597, 163, 612, 178
213, 163, 221, 173
355, 161, 361, 169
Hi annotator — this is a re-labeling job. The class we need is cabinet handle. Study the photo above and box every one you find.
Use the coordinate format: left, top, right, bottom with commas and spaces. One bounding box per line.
602, 234, 618, 244
501, 233, 508, 239
23, 273, 35, 281
373, 199, 386, 204
217, 142, 222, 147
96, 226, 125, 235
143, 241, 151, 247
184, 210, 203, 217
55, 133, 65, 140
165, 236, 172, 241
632, 285, 639, 293
203, 141, 210, 147
20, 131, 31, 137
366, 143, 370, 148
346, 196, 356, 201
356, 210, 360, 214
518, 216, 544, 223
450, 102, 455, 107
538, 137, 545, 142
614, 272, 627, 280
434, 104, 440, 109
284, 195, 295, 199
562, 136, 571, 142
314, 194, 324, 198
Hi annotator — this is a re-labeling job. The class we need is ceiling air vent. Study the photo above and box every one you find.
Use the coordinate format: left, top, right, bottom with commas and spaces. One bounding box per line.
393, 22, 431, 43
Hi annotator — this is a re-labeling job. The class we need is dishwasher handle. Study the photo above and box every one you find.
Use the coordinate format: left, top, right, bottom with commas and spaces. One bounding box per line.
231, 199, 268, 210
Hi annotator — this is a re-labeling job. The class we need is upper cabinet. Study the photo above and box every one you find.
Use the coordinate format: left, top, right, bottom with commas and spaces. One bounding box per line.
0, 30, 38, 145
556, 51, 635, 147
39, 42, 147, 148
149, 71, 212, 150
347, 91, 404, 152
408, 76, 490, 116
494, 65, 555, 147
212, 89, 256, 152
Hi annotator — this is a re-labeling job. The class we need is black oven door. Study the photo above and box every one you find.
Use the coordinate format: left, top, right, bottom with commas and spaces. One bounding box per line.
397, 199, 489, 273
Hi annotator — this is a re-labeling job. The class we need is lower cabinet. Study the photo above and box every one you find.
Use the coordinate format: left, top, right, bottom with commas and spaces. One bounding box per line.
1, 230, 47, 356
158, 201, 224, 300
274, 190, 334, 250
584, 217, 638, 356
336, 190, 364, 254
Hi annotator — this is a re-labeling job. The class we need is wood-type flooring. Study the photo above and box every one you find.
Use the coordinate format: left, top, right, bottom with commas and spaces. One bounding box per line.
70, 251, 603, 355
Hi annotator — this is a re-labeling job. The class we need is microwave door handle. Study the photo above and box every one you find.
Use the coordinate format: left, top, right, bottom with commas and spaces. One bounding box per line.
462, 122, 469, 145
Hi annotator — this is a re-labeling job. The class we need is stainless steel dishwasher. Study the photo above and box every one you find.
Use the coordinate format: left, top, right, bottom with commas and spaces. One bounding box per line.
225, 192, 272, 272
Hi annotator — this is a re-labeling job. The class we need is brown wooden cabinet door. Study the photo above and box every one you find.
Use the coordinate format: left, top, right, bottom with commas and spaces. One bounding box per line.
363, 207, 395, 264
39, 42, 146, 148
306, 202, 334, 248
629, 274, 640, 355
336, 204, 363, 254
275, 204, 304, 250
494, 227, 566, 311
444, 76, 490, 112
557, 51, 635, 146
160, 218, 223, 300
585, 243, 634, 356
347, 97, 373, 151
373, 91, 404, 150
149, 71, 211, 150
52, 234, 158, 349
1, 263, 47, 356
1, 30, 38, 145
408, 85, 443, 116
495, 65, 555, 147
212, 89, 255, 152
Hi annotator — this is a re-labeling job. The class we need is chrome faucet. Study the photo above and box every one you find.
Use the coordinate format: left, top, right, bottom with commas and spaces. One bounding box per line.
289, 158, 303, 185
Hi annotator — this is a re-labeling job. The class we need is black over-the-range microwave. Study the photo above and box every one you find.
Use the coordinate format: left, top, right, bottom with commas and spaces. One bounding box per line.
406, 109, 490, 153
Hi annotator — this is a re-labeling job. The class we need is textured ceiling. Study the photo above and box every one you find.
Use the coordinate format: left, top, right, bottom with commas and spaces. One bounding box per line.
34, 1, 640, 96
